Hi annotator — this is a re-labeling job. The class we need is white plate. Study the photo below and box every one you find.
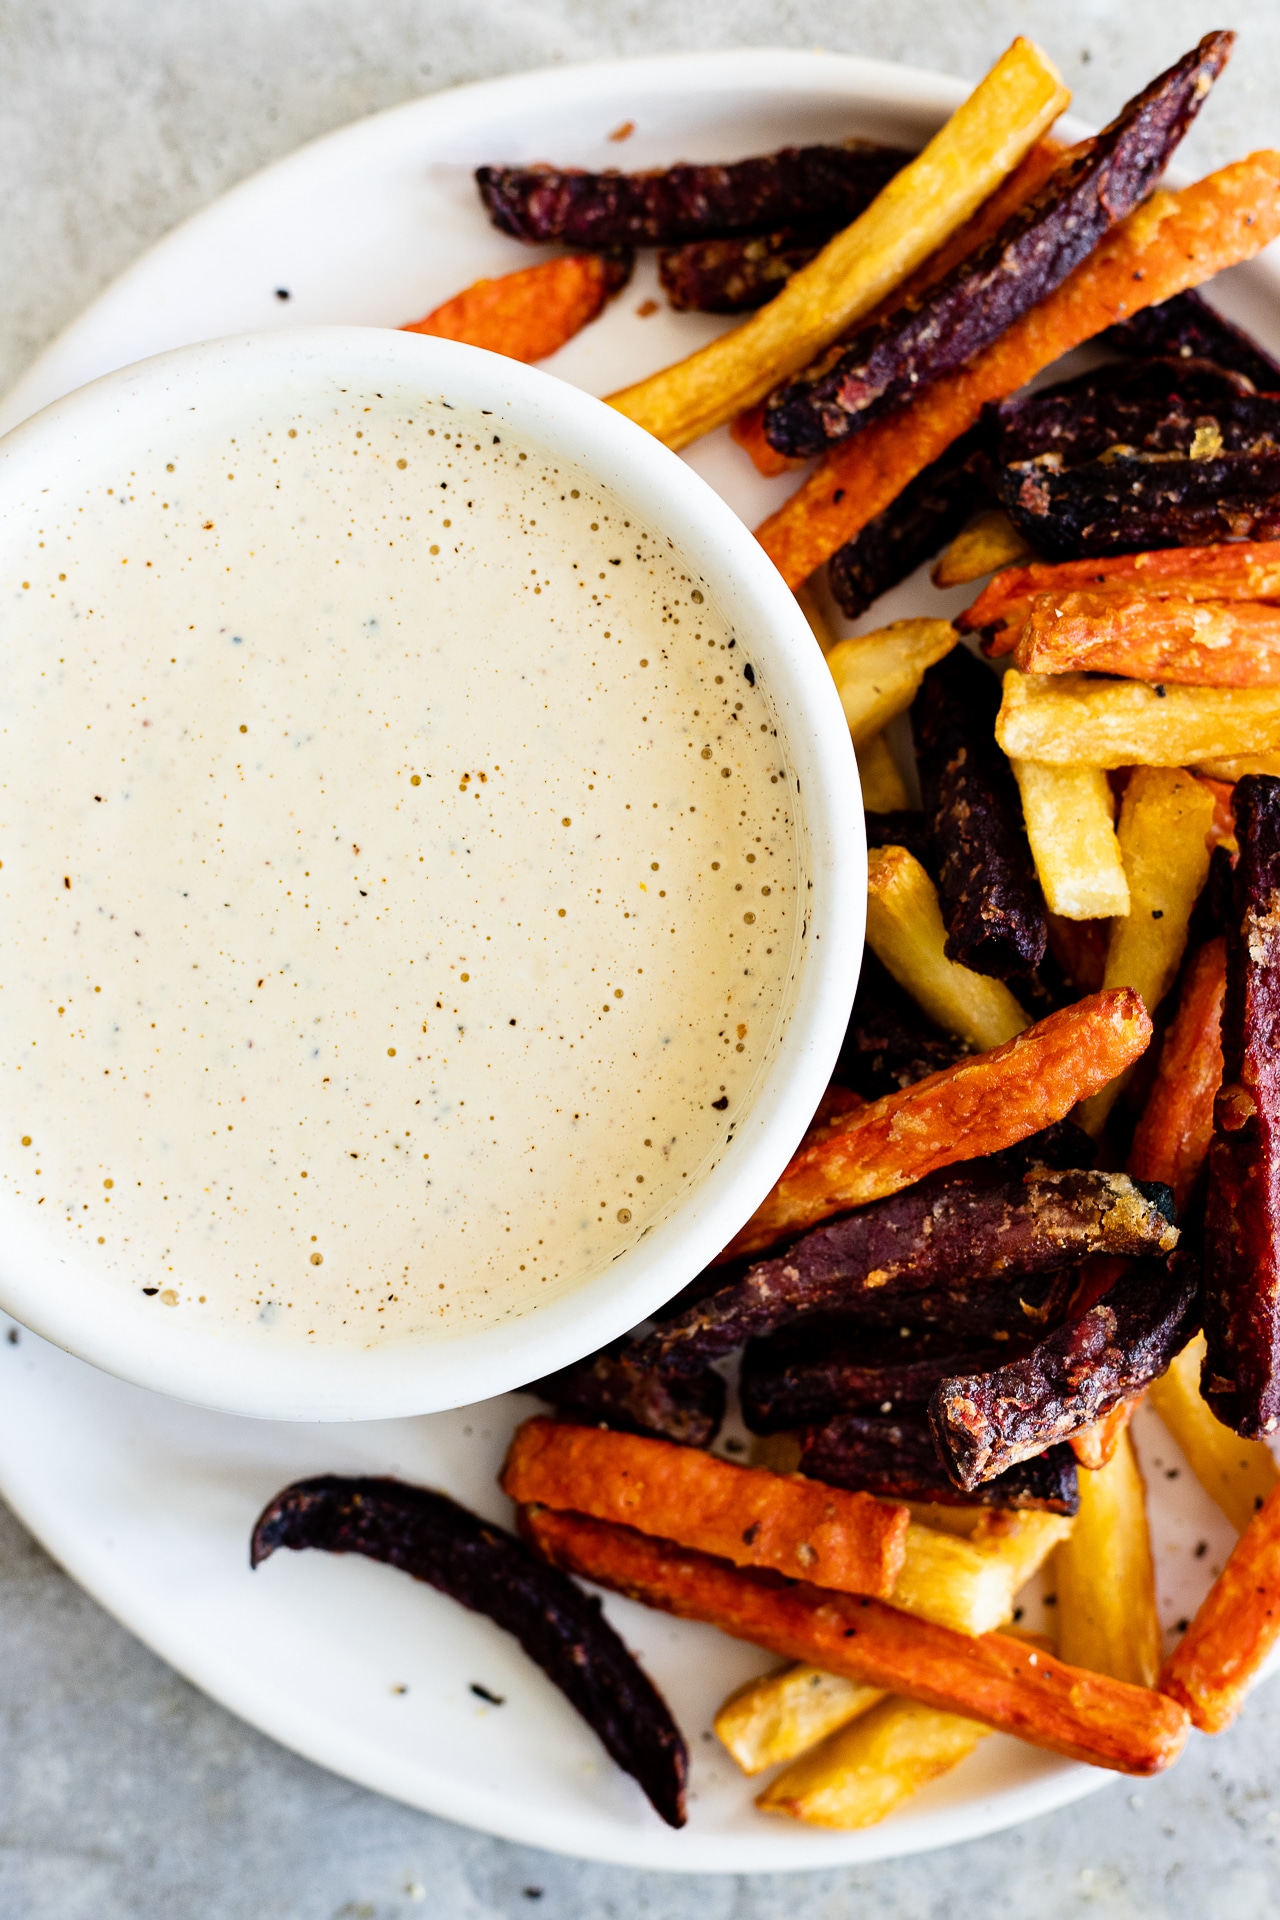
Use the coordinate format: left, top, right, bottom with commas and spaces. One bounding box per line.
1, 45, 1275, 1871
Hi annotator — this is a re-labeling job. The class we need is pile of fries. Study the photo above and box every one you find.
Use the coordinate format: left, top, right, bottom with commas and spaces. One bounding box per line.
258, 27, 1280, 1837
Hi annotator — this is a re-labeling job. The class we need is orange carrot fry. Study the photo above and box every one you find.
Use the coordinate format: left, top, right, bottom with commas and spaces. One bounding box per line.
1012, 593, 1280, 687
402, 253, 621, 362
1071, 1396, 1140, 1471
1129, 938, 1227, 1212
523, 1507, 1189, 1775
729, 139, 1065, 480
1159, 1480, 1280, 1731
720, 988, 1152, 1261
965, 541, 1280, 655
1200, 778, 1238, 851
755, 155, 1280, 589
501, 1418, 909, 1599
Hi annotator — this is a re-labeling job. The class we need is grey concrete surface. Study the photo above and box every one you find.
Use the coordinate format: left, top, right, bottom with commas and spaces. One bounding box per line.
4, 3, 1280, 1914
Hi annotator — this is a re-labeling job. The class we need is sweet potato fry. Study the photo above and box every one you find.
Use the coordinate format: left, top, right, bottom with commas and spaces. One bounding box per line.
715, 1666, 887, 1774
1149, 1333, 1279, 1531
756, 1696, 990, 1827
858, 732, 911, 813
1202, 774, 1280, 1437
500, 1417, 909, 1598
994, 671, 1280, 769
402, 251, 629, 361
1078, 767, 1215, 1132
965, 539, 1280, 656
1128, 937, 1227, 1209
521, 1507, 1189, 1773
1013, 592, 1280, 687
824, 618, 957, 746
605, 40, 1069, 450
1054, 1429, 1162, 1687
1011, 761, 1129, 921
1158, 1481, 1280, 1731
866, 846, 1030, 1050
755, 154, 1280, 589
932, 509, 1033, 589
721, 989, 1152, 1261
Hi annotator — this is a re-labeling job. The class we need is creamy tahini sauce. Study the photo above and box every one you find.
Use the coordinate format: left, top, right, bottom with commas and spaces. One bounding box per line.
0, 390, 801, 1344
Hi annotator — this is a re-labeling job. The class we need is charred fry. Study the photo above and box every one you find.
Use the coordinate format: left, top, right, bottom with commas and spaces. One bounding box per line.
500, 1417, 909, 1598
521, 1506, 1189, 1773
913, 642, 1048, 978
742, 1319, 1019, 1432
724, 989, 1152, 1261
929, 1252, 1198, 1489
1159, 1480, 1280, 1731
866, 845, 1030, 1049
1104, 287, 1280, 394
763, 38, 1232, 457
756, 154, 1280, 589
800, 1408, 1080, 1511
251, 1476, 688, 1826
528, 1341, 726, 1446
1202, 773, 1280, 1436
403, 250, 631, 361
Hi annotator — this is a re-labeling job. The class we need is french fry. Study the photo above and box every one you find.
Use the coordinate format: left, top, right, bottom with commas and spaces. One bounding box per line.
890, 1509, 1071, 1637
605, 40, 1068, 450
756, 155, 1280, 589
866, 846, 1030, 1050
1128, 938, 1227, 1210
522, 1506, 1189, 1773
715, 1667, 887, 1774
1078, 769, 1215, 1133
1055, 1429, 1161, 1688
994, 670, 1280, 769
858, 732, 911, 813
1148, 1333, 1280, 1532
825, 619, 957, 746
722, 988, 1151, 1260
1011, 761, 1129, 920
965, 538, 1280, 655
931, 509, 1033, 589
757, 1696, 990, 1827
1159, 1480, 1280, 1731
402, 252, 625, 361
1012, 592, 1280, 687
1194, 752, 1280, 782
500, 1418, 909, 1598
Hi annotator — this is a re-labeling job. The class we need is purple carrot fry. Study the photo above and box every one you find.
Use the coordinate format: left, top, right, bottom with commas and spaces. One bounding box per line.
1103, 288, 1280, 394
799, 1408, 1080, 1513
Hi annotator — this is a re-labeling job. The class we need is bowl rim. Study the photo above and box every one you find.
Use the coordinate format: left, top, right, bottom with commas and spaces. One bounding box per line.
0, 324, 865, 1420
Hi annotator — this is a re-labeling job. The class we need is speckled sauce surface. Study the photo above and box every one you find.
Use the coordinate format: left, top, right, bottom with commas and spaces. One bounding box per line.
0, 383, 800, 1344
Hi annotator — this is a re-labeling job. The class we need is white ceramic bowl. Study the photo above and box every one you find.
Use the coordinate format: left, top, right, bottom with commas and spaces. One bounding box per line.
0, 326, 864, 1421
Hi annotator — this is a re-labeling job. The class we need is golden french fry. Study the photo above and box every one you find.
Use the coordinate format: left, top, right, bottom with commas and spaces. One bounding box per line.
714, 1666, 887, 1775
1054, 1428, 1161, 1689
858, 731, 911, 812
1193, 752, 1280, 781
606, 40, 1069, 449
826, 618, 957, 746
890, 1509, 1072, 1637
1078, 767, 1214, 1134
1149, 1333, 1279, 1533
931, 508, 1033, 589
995, 670, 1280, 767
757, 1696, 990, 1828
867, 845, 1029, 1051
1011, 760, 1129, 920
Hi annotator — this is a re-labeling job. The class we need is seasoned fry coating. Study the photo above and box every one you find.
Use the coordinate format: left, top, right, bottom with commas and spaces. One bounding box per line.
1011, 761, 1128, 920
824, 618, 958, 746
1202, 773, 1280, 1436
500, 1417, 909, 1598
763, 37, 1232, 457
722, 989, 1152, 1261
402, 250, 631, 361
866, 846, 1030, 1050
800, 1409, 1080, 1511
932, 509, 1033, 589
1105, 287, 1280, 393
755, 154, 1280, 589
521, 1507, 1190, 1773
930, 1253, 1198, 1489
715, 1666, 887, 1774
605, 40, 1069, 449
1012, 592, 1280, 687
913, 643, 1047, 979
1158, 1481, 1280, 1731
1129, 938, 1227, 1210
251, 1476, 688, 1825
1054, 1430, 1162, 1687
757, 1696, 990, 1826
995, 670, 1280, 768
